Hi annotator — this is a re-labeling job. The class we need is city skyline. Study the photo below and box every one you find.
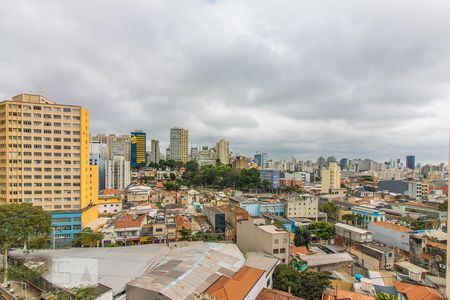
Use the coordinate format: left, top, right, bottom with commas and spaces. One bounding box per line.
0, 1, 449, 163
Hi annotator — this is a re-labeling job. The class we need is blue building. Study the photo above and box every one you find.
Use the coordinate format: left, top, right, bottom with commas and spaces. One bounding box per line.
51, 211, 82, 247
130, 130, 146, 168
259, 201, 285, 216
254, 153, 267, 168
406, 155, 415, 170
351, 205, 385, 228
259, 169, 280, 189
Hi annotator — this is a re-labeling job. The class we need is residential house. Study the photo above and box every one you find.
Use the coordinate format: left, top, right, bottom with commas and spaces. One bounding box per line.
237, 217, 289, 264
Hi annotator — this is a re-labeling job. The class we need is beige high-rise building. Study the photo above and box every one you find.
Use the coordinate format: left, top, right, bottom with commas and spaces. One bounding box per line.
321, 162, 341, 193
215, 139, 229, 164
0, 93, 98, 226
169, 128, 189, 162
150, 139, 160, 163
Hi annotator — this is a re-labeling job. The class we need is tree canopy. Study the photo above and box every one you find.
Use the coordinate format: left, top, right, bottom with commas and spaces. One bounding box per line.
0, 204, 51, 282
307, 221, 335, 242
294, 227, 311, 247
273, 264, 331, 300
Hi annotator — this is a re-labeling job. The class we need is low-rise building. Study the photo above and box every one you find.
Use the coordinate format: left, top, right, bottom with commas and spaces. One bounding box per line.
367, 221, 411, 252
204, 206, 226, 233
113, 213, 147, 245
335, 223, 373, 246
409, 235, 447, 277
351, 205, 385, 228
394, 281, 444, 300
347, 242, 394, 270
125, 185, 152, 202
284, 194, 319, 219
237, 217, 290, 264
300, 252, 354, 273
98, 190, 123, 216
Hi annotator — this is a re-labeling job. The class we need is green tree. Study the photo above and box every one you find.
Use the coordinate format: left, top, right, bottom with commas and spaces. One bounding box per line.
377, 292, 398, 300
169, 172, 176, 181
75, 228, 103, 248
178, 226, 192, 241
0, 204, 51, 283
272, 265, 331, 300
272, 264, 302, 294
238, 168, 260, 190
185, 160, 199, 173
322, 202, 338, 220
7, 265, 40, 282
52, 287, 95, 300
307, 221, 335, 242
342, 214, 357, 225
163, 181, 180, 191
294, 227, 311, 247
297, 271, 332, 300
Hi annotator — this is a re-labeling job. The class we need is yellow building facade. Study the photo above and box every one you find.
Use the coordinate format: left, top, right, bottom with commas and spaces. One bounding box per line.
0, 94, 98, 226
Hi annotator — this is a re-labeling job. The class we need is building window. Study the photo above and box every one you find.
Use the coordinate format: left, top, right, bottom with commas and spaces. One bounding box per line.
273, 249, 279, 254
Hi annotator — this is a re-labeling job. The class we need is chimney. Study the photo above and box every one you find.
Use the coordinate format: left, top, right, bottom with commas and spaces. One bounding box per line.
288, 286, 291, 295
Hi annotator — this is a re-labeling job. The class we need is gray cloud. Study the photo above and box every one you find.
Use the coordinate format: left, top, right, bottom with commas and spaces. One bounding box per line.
0, 0, 449, 164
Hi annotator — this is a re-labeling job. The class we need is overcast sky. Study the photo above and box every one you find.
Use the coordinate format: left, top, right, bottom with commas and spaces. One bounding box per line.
1, 1, 449, 164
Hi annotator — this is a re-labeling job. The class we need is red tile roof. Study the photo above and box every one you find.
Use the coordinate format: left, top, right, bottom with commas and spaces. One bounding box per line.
322, 290, 375, 300
100, 188, 120, 195
256, 288, 304, 300
205, 266, 264, 300
371, 221, 411, 233
290, 246, 309, 256
426, 240, 447, 251
115, 214, 145, 229
394, 281, 444, 300
175, 215, 192, 230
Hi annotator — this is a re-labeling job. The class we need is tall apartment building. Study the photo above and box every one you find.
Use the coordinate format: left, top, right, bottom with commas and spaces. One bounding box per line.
321, 162, 341, 193
215, 139, 229, 164
150, 139, 160, 164
0, 93, 98, 229
169, 127, 189, 162
130, 130, 146, 168
104, 156, 130, 190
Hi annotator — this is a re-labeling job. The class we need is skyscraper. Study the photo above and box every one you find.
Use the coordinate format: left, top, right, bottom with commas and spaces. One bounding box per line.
169, 127, 189, 162
254, 152, 267, 169
406, 155, 415, 170
130, 130, 146, 168
0, 93, 98, 228
320, 162, 341, 194
216, 139, 230, 164
150, 139, 160, 164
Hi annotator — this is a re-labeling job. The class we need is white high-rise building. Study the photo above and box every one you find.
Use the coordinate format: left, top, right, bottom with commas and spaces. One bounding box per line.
104, 156, 130, 190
